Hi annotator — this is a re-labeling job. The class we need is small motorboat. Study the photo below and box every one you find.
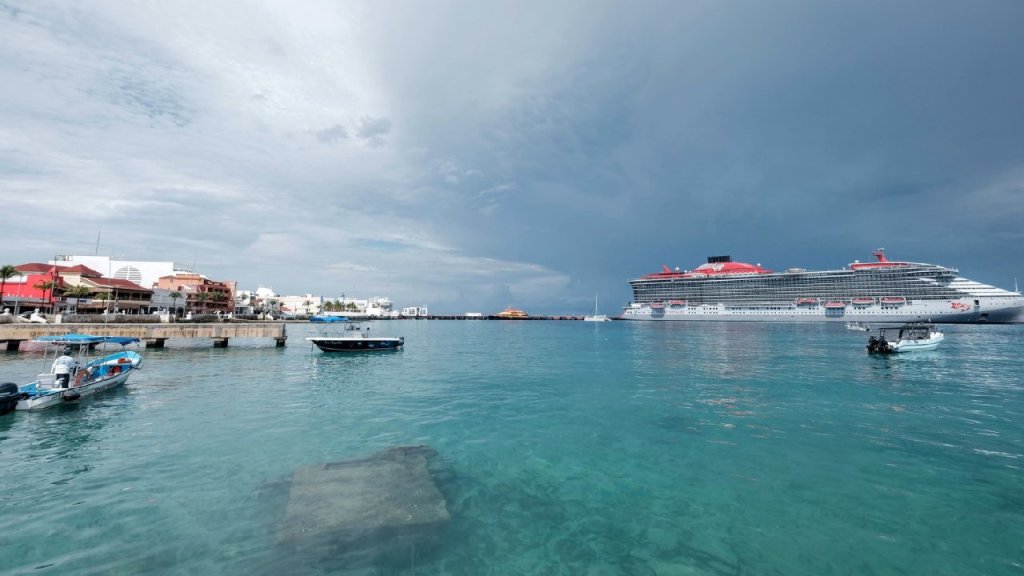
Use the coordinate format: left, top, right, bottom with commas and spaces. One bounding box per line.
306, 320, 404, 352
867, 323, 943, 354
13, 335, 143, 412
846, 322, 870, 331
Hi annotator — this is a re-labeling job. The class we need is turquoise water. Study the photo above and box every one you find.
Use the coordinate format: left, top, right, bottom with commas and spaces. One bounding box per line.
1, 321, 1022, 575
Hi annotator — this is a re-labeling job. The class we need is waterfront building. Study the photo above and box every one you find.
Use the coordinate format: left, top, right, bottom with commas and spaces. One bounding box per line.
51, 255, 192, 290
326, 296, 396, 318
155, 273, 236, 315
277, 294, 323, 316
235, 286, 282, 316
2, 263, 151, 314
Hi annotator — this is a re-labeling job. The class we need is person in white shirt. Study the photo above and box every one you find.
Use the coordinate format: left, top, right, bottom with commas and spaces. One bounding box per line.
51, 347, 79, 388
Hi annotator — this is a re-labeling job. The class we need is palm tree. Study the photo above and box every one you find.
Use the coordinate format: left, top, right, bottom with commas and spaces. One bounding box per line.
193, 292, 211, 313
169, 291, 183, 316
0, 265, 18, 310
93, 291, 111, 314
33, 280, 56, 313
62, 285, 93, 314
210, 291, 228, 315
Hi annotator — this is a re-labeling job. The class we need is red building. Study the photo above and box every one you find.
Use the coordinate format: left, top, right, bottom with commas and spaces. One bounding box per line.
0, 263, 65, 313
0, 263, 151, 314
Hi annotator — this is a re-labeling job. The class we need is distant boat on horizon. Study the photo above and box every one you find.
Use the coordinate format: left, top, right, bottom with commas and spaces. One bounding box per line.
495, 307, 529, 319
583, 293, 611, 322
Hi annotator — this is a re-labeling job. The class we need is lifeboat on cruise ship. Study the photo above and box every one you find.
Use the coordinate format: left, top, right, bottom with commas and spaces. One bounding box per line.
668, 300, 686, 307
824, 301, 848, 309
796, 298, 819, 306
880, 297, 907, 305
851, 297, 876, 306
649, 302, 666, 310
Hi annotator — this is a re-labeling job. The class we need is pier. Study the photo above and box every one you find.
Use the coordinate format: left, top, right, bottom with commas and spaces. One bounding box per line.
0, 323, 287, 351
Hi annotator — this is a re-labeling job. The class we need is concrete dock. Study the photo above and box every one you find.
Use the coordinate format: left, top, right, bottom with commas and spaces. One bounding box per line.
0, 323, 287, 351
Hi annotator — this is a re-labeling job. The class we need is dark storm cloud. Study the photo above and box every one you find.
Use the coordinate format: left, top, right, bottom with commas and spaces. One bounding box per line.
402, 0, 1024, 304
1, 0, 1022, 313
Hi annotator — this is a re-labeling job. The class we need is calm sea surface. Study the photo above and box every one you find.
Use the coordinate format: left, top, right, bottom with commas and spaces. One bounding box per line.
1, 321, 1022, 575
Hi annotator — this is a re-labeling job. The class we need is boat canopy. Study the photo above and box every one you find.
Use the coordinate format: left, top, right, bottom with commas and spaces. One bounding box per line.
33, 334, 141, 346
311, 316, 349, 323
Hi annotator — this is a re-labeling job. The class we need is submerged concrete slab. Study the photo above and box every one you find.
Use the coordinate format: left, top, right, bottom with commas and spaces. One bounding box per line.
277, 445, 449, 569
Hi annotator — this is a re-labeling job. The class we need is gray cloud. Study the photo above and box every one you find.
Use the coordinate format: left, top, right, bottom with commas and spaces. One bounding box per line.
1, 0, 1022, 313
355, 115, 392, 146
315, 124, 348, 143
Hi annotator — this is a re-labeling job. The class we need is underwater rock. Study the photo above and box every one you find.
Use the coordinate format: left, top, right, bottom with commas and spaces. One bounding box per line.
277, 445, 450, 569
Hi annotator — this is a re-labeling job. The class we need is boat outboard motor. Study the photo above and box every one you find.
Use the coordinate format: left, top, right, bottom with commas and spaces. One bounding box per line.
0, 382, 20, 414
878, 337, 890, 353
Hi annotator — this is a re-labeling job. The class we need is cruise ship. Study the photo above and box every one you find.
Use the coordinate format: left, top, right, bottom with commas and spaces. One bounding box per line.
621, 250, 1024, 323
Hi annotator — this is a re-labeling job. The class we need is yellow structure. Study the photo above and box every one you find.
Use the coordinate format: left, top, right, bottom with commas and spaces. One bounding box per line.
496, 307, 528, 318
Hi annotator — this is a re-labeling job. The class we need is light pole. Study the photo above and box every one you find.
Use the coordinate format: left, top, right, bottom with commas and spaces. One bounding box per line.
13, 272, 23, 315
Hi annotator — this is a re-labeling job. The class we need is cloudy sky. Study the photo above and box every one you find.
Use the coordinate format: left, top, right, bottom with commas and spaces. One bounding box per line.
2, 1, 1022, 314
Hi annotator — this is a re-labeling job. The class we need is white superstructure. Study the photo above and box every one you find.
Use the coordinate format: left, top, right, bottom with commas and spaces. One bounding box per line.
52, 255, 192, 289
621, 250, 1024, 323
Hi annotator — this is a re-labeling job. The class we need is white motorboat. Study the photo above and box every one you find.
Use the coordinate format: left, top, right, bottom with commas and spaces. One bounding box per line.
845, 322, 870, 331
866, 323, 944, 354
11, 335, 143, 412
306, 319, 404, 352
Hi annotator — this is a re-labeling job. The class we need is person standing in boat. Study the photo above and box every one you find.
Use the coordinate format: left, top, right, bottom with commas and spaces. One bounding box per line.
51, 347, 78, 388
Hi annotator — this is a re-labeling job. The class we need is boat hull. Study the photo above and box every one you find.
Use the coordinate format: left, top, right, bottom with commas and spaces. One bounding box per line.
891, 335, 944, 352
621, 297, 1024, 323
867, 328, 944, 354
16, 370, 134, 411
306, 337, 404, 352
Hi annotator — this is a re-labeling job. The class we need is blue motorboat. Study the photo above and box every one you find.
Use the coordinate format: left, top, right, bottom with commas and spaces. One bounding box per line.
9, 334, 143, 412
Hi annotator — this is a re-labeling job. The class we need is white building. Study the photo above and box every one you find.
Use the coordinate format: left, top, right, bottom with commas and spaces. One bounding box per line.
401, 306, 429, 317
330, 296, 395, 317
52, 255, 192, 289
277, 294, 322, 315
